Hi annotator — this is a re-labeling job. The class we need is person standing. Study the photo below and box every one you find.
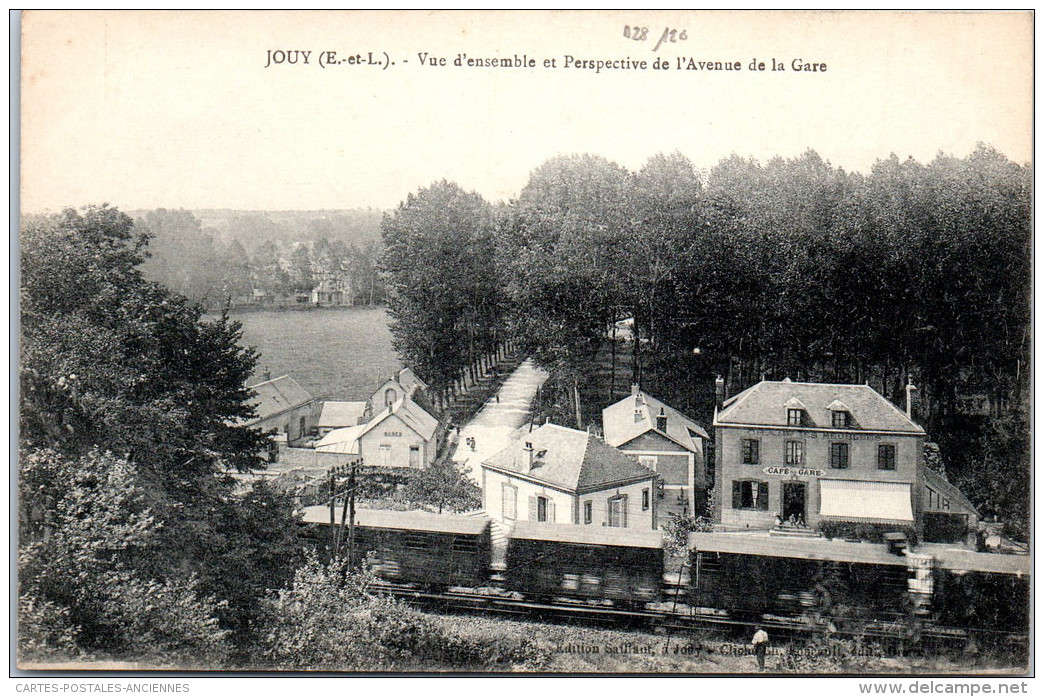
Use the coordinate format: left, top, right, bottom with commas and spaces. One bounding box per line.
751, 626, 769, 670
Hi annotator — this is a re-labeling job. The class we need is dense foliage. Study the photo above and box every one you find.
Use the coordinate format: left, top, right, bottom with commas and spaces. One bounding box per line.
383, 146, 1030, 535
18, 206, 305, 663
381, 181, 507, 407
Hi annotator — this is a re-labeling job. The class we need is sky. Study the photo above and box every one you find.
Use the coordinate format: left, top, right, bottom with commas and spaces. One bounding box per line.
19, 10, 1033, 214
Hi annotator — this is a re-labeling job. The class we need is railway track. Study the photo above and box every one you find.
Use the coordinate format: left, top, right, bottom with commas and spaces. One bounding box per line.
371, 580, 1027, 649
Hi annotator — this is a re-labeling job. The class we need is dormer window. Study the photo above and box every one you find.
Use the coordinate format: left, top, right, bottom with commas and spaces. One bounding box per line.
656, 407, 668, 431
787, 408, 802, 426
827, 400, 852, 428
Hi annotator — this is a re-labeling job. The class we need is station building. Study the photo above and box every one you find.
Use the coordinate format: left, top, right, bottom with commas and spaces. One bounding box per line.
602, 385, 709, 519
714, 379, 939, 538
244, 373, 318, 443
481, 423, 659, 530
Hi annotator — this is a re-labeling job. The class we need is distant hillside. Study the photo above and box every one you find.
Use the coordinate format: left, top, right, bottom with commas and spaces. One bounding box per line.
127, 208, 387, 249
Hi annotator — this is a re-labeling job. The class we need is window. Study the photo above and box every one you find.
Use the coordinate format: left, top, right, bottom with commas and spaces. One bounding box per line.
830, 442, 849, 469
608, 495, 628, 527
642, 488, 650, 511
742, 438, 760, 464
502, 483, 517, 520
732, 480, 769, 510
832, 410, 850, 428
638, 455, 658, 471
384, 387, 396, 406
785, 440, 803, 465
378, 444, 392, 466
583, 500, 592, 524
878, 444, 896, 470
530, 495, 554, 523
787, 408, 802, 426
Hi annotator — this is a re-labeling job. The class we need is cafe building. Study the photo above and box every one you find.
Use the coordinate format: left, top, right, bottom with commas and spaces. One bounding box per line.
713, 379, 929, 536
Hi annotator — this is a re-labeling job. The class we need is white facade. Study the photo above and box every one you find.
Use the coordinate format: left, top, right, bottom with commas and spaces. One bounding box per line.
482, 468, 657, 530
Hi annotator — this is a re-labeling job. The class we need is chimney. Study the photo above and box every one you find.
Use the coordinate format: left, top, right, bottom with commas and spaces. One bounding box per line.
906, 380, 918, 419
634, 408, 644, 423
524, 441, 534, 469
631, 383, 640, 398
656, 407, 667, 432
714, 375, 725, 410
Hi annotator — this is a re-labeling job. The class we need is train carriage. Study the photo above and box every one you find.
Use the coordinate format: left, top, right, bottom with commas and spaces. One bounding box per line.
505, 521, 664, 606
299, 506, 492, 589
687, 533, 911, 626
928, 546, 1030, 637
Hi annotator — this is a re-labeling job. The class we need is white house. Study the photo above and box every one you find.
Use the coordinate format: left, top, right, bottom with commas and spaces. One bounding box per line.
315, 389, 440, 469
602, 384, 709, 519
481, 423, 660, 530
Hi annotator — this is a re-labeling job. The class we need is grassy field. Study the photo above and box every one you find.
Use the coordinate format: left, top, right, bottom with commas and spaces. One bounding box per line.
229, 306, 401, 401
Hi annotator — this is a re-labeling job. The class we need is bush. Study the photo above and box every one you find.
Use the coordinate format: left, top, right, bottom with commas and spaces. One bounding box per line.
818, 521, 918, 547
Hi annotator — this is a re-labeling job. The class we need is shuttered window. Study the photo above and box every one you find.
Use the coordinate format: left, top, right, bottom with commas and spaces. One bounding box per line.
785, 440, 803, 465
742, 439, 760, 464
830, 442, 849, 469
878, 444, 896, 470
502, 483, 517, 520
608, 495, 627, 527
583, 500, 592, 524
732, 480, 769, 510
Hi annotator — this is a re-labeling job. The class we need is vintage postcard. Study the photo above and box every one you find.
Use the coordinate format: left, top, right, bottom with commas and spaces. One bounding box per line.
15, 10, 1032, 683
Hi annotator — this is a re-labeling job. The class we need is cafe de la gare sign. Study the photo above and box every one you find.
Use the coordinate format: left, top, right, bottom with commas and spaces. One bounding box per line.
763, 466, 826, 477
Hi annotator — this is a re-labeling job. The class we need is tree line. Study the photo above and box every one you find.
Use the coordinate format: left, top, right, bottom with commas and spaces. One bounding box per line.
381, 146, 1030, 536
134, 208, 387, 309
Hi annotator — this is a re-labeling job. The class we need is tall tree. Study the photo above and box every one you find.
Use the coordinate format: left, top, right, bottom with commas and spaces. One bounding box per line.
381, 181, 498, 406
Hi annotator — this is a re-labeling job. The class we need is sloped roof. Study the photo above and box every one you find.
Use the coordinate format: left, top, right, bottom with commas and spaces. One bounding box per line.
359, 394, 439, 442
314, 424, 366, 454
924, 467, 979, 518
299, 506, 489, 535
246, 375, 314, 422
716, 380, 925, 434
318, 401, 368, 429
513, 521, 663, 549
481, 423, 656, 493
397, 367, 428, 392
602, 389, 709, 451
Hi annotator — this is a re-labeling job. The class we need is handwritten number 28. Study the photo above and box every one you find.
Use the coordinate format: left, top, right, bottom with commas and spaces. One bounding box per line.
623, 26, 648, 41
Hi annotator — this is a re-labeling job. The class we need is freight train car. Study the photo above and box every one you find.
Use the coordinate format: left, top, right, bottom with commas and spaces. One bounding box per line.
505, 521, 664, 607
687, 533, 912, 628
927, 546, 1030, 638
299, 506, 491, 590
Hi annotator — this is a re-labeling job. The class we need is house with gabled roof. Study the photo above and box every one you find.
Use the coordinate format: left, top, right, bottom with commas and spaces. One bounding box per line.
712, 378, 964, 540
481, 423, 660, 530
244, 373, 318, 442
314, 387, 440, 469
602, 384, 709, 519
371, 367, 429, 410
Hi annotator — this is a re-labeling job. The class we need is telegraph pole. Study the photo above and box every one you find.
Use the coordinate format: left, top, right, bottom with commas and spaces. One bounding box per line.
328, 467, 336, 561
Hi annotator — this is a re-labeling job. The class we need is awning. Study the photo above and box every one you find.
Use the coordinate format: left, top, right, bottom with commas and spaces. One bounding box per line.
819, 479, 914, 522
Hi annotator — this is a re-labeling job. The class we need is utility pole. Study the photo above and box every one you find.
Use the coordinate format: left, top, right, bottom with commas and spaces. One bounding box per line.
328, 467, 336, 561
